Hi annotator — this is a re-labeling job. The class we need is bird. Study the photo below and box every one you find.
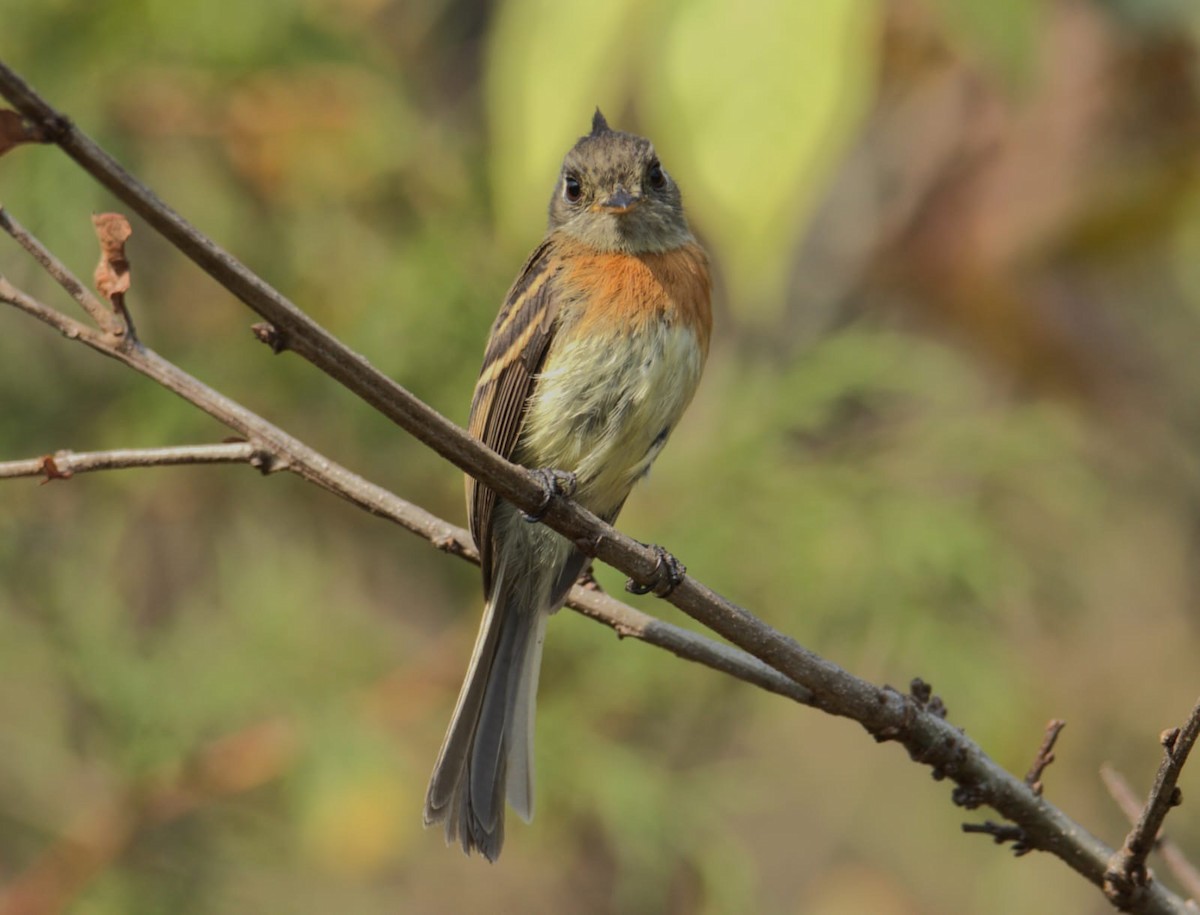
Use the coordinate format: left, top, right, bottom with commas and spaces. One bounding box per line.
424, 108, 712, 861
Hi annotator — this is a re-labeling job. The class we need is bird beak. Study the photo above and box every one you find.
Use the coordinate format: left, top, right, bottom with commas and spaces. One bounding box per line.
594, 186, 639, 214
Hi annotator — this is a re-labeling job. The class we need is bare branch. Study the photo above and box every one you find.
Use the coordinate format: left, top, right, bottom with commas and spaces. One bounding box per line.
962, 820, 1032, 856
0, 272, 93, 340
1026, 719, 1067, 797
1106, 698, 1200, 909
0, 443, 260, 481
0, 107, 50, 155
0, 207, 123, 335
1103, 764, 1200, 906
962, 719, 1066, 856
0, 267, 807, 708
567, 585, 813, 705
0, 441, 806, 706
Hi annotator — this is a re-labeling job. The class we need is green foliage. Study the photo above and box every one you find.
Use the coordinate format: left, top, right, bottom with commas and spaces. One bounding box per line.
924, 0, 1043, 86
646, 0, 880, 325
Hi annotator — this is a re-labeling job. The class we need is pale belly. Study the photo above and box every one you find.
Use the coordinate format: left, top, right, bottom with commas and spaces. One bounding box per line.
515, 321, 705, 519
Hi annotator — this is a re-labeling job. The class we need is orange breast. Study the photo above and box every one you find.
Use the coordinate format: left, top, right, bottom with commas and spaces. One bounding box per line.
559, 242, 712, 355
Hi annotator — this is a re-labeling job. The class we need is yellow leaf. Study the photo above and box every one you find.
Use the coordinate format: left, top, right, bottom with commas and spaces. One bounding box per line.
300, 770, 414, 876
646, 0, 880, 326
485, 0, 644, 248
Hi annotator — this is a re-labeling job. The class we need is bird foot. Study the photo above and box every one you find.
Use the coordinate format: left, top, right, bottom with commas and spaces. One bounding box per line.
521, 468, 577, 522
625, 544, 686, 597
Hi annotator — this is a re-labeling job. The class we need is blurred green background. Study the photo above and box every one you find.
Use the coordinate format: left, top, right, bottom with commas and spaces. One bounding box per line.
2, 1, 1200, 912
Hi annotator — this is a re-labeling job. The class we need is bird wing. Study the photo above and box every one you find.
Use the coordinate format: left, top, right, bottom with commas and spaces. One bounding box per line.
467, 239, 563, 594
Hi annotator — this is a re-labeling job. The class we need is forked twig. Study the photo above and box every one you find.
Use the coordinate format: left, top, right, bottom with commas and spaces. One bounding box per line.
1105, 698, 1200, 909
0, 213, 810, 708
1102, 764, 1200, 905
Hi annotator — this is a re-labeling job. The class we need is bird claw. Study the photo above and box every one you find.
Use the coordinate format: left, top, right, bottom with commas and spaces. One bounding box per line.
521, 468, 577, 522
625, 544, 686, 597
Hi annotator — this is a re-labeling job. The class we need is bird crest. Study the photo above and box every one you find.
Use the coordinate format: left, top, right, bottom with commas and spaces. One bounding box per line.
590, 107, 610, 136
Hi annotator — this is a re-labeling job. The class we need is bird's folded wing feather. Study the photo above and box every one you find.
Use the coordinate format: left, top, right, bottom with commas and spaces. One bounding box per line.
467, 240, 564, 593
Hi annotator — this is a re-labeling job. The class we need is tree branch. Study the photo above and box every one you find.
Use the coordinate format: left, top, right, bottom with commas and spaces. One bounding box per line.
1102, 764, 1200, 906
0, 59, 1196, 913
1106, 698, 1200, 909
0, 262, 809, 708
0, 207, 123, 335
0, 443, 261, 480
1025, 719, 1067, 797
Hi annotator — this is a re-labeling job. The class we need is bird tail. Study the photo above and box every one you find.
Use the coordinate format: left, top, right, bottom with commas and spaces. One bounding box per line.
423, 565, 547, 862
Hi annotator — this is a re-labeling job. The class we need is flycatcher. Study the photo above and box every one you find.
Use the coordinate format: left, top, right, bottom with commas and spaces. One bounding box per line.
424, 109, 712, 861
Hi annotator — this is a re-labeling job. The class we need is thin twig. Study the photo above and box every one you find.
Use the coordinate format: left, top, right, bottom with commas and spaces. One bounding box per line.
0, 207, 123, 335
1106, 697, 1200, 909
961, 718, 1066, 856
1026, 719, 1067, 796
568, 585, 813, 704
0, 273, 93, 340
0, 443, 260, 480
962, 820, 1032, 855
1102, 764, 1200, 906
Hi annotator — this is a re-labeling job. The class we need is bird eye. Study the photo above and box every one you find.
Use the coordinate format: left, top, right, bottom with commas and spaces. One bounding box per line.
647, 161, 667, 190
563, 174, 582, 203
